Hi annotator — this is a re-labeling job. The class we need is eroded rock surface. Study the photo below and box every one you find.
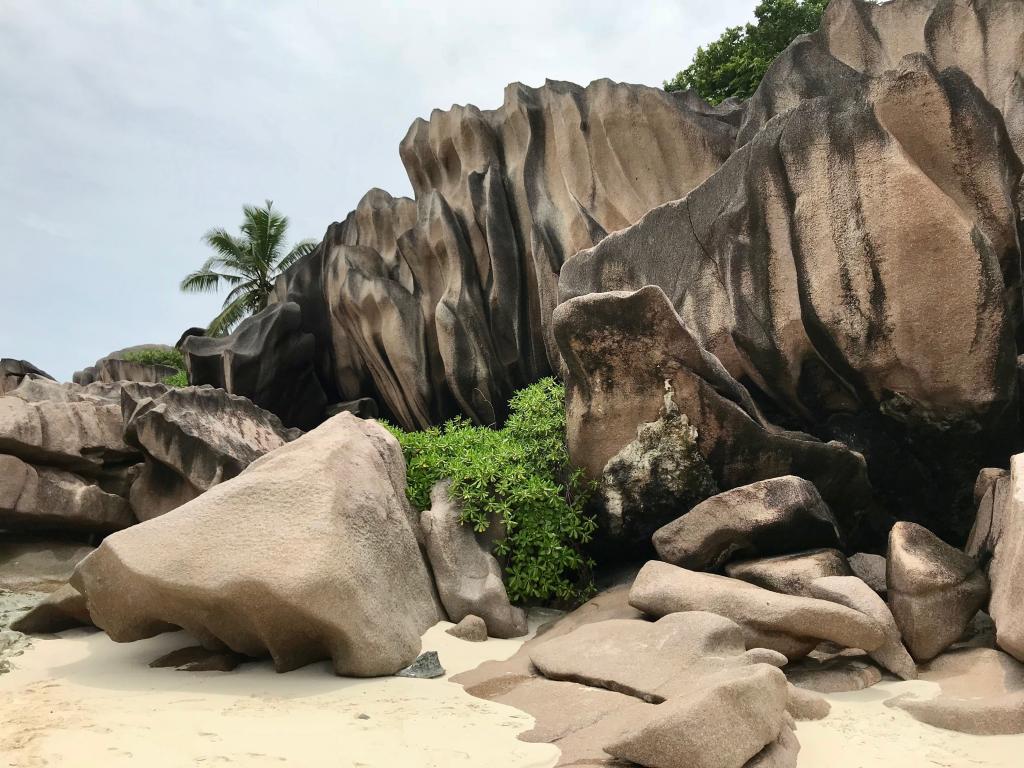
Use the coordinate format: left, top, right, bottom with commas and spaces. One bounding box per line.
725, 549, 852, 598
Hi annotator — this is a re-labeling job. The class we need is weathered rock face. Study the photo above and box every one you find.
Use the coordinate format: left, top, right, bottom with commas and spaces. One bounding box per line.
73, 345, 179, 385
181, 302, 327, 430
420, 480, 527, 639
0, 538, 95, 593
629, 560, 885, 660
554, 287, 875, 547
0, 455, 135, 534
73, 412, 441, 676
968, 454, 1024, 661
186, 79, 737, 431
599, 383, 718, 549
652, 476, 844, 572
560, 51, 1021, 542
888, 521, 989, 662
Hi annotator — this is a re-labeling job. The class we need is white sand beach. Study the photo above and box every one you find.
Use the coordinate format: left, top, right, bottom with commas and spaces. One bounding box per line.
0, 623, 558, 768
2, 621, 1022, 768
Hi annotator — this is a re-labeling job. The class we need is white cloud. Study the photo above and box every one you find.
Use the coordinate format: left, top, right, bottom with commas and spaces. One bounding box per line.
0, 0, 756, 380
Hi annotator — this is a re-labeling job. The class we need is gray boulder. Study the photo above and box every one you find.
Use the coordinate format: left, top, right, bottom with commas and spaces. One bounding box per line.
420, 481, 526, 639
848, 553, 888, 596
73, 412, 441, 676
446, 614, 488, 642
809, 575, 916, 680
653, 476, 843, 572
888, 521, 989, 662
629, 560, 885, 659
725, 549, 852, 597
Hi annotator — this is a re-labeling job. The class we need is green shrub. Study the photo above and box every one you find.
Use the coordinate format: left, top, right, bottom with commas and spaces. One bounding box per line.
385, 378, 597, 604
161, 370, 189, 388
121, 348, 186, 370
664, 0, 829, 104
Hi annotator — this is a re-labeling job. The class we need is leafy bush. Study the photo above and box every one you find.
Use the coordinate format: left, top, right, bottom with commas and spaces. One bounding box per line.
121, 348, 186, 370
161, 370, 189, 388
664, 0, 828, 104
385, 378, 597, 604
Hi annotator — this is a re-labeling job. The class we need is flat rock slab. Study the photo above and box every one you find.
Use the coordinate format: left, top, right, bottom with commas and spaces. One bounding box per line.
149, 645, 247, 672
629, 561, 886, 659
726, 549, 852, 597
888, 521, 988, 662
885, 647, 1024, 734
529, 612, 782, 703
653, 476, 842, 572
784, 654, 883, 693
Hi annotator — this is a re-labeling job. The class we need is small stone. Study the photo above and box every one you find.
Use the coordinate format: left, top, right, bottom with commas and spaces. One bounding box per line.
395, 651, 445, 679
446, 614, 488, 642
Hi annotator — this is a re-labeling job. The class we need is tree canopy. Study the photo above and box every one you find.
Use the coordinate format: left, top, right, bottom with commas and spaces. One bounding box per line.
664, 0, 829, 105
181, 200, 317, 336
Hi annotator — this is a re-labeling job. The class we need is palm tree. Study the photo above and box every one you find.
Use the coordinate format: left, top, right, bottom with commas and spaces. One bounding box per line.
181, 200, 318, 336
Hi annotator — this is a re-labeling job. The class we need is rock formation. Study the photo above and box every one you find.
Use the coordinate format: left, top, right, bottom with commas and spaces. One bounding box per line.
73, 412, 441, 676
73, 345, 180, 386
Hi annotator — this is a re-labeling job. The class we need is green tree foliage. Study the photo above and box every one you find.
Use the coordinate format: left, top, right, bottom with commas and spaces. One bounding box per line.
121, 348, 189, 387
664, 0, 829, 104
385, 378, 597, 604
180, 200, 317, 336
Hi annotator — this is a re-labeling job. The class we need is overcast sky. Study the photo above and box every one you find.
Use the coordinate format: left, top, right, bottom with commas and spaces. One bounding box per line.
1, 0, 756, 381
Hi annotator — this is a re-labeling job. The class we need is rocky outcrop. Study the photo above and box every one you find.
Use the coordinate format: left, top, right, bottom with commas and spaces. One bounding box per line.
888, 522, 989, 662
725, 549, 852, 598
809, 575, 916, 680
629, 560, 885, 659
186, 79, 737, 431
73, 413, 441, 676
554, 287, 875, 546
0, 455, 135, 534
967, 454, 1024, 661
599, 383, 718, 549
420, 481, 526, 639
652, 476, 843, 572
0, 359, 53, 396
560, 49, 1021, 542
73, 345, 179, 385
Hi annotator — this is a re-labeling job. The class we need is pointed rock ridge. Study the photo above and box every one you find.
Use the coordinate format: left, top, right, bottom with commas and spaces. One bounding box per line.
887, 521, 989, 662
188, 79, 738, 431
420, 480, 527, 639
599, 381, 719, 549
809, 575, 917, 680
553, 287, 874, 546
0, 454, 135, 534
629, 560, 886, 659
72, 412, 441, 676
652, 476, 843, 573
967, 453, 1024, 661
726, 549, 852, 598
560, 48, 1020, 542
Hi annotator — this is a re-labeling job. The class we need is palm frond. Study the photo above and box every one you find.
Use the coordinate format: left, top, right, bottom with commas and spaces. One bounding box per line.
277, 239, 318, 272
202, 228, 248, 262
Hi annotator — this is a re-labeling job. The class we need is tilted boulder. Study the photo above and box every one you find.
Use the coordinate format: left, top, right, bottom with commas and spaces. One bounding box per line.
725, 549, 852, 598
0, 454, 135, 534
629, 561, 885, 659
0, 395, 137, 473
810, 575, 916, 680
653, 476, 843, 572
887, 521, 989, 662
123, 385, 297, 493
559, 51, 1020, 543
11, 584, 91, 634
73, 412, 441, 676
599, 382, 718, 548
0, 359, 53, 396
554, 287, 874, 547
967, 454, 1024, 661
420, 481, 526, 639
